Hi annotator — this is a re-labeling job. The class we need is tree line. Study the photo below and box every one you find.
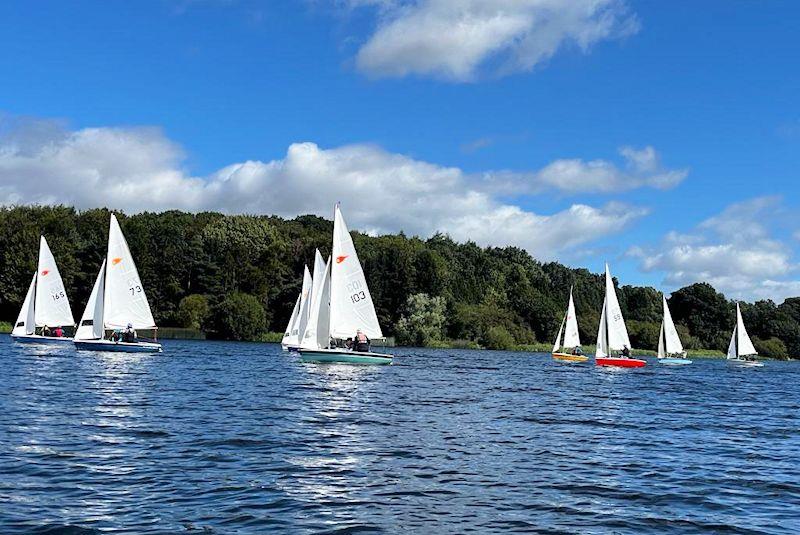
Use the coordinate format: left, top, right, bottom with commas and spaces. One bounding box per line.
0, 206, 797, 358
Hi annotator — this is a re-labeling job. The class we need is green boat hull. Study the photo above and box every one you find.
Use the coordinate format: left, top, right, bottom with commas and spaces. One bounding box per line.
298, 348, 392, 365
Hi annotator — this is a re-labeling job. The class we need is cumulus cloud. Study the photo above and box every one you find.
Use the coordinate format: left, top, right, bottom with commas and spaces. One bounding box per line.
0, 117, 646, 261
631, 197, 800, 302
348, 0, 640, 81
485, 145, 687, 194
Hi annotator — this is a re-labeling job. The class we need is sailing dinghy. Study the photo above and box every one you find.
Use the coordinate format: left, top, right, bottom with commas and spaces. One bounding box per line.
595, 264, 646, 368
280, 263, 313, 351
726, 302, 763, 367
551, 287, 587, 362
299, 204, 392, 365
11, 236, 75, 344
73, 214, 162, 353
658, 295, 691, 365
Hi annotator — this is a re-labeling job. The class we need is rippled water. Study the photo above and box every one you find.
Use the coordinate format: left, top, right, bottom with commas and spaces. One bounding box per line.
1, 336, 799, 534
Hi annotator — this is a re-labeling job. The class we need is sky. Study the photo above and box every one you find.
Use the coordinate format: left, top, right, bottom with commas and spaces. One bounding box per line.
0, 0, 798, 302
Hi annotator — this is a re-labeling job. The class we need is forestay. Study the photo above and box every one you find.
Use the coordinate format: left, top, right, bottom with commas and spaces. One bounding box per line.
329, 205, 382, 340
75, 260, 106, 340
103, 214, 157, 330
34, 236, 74, 328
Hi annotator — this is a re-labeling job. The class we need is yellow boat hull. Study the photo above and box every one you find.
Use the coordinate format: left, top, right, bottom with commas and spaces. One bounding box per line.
552, 352, 589, 362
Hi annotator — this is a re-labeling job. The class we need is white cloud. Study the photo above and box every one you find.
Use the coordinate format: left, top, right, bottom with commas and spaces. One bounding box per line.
0, 117, 646, 261
631, 197, 800, 302
349, 0, 640, 81
485, 145, 687, 194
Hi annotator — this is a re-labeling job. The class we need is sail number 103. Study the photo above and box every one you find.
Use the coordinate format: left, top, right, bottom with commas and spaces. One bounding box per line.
346, 281, 367, 304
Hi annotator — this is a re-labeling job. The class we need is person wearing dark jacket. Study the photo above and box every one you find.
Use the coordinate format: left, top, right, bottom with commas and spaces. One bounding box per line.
621, 345, 631, 358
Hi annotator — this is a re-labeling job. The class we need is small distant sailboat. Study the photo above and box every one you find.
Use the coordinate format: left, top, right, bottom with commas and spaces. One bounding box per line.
595, 264, 646, 368
658, 295, 692, 365
73, 214, 162, 353
280, 263, 313, 352
551, 287, 587, 362
727, 302, 763, 367
299, 204, 392, 365
11, 236, 75, 344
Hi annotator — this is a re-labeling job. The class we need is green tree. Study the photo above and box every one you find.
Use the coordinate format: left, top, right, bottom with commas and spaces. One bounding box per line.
176, 294, 210, 329
753, 337, 788, 360
395, 293, 447, 346
210, 292, 267, 341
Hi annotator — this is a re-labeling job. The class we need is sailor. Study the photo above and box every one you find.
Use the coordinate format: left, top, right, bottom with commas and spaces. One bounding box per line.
573, 345, 583, 356
53, 325, 64, 338
123, 323, 137, 343
353, 329, 370, 352
621, 345, 631, 358
43, 325, 51, 337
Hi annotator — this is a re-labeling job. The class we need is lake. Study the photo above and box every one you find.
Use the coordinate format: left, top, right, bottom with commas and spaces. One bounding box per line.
1, 336, 798, 534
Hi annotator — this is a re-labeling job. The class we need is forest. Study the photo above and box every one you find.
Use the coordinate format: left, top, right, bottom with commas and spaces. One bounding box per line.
0, 205, 798, 358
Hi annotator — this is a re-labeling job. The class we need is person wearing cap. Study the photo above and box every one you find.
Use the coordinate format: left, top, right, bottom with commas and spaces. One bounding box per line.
123, 323, 137, 343
353, 329, 370, 352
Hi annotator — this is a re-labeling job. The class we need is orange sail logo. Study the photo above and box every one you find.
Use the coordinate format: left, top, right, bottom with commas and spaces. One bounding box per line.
336, 255, 348, 264
112, 257, 123, 265
40, 270, 50, 276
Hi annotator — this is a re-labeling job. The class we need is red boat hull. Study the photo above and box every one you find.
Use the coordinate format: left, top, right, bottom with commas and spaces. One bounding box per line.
596, 357, 646, 368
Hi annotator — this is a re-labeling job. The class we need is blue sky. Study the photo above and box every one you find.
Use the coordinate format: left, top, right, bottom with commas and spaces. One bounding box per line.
1, 0, 798, 301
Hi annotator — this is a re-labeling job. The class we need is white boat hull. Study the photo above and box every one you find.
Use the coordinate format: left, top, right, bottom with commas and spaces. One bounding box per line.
299, 347, 392, 365
74, 339, 162, 353
11, 334, 73, 345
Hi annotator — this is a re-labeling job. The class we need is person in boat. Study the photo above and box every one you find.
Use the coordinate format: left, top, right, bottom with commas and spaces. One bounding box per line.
621, 345, 631, 358
572, 345, 583, 356
43, 325, 51, 337
53, 326, 64, 338
122, 323, 137, 343
345, 337, 354, 350
353, 329, 370, 352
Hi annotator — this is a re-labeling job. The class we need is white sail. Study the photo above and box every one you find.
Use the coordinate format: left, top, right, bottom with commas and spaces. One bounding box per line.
329, 205, 382, 339
604, 264, 631, 351
12, 274, 37, 336
563, 290, 581, 349
726, 327, 737, 360
75, 260, 106, 340
552, 315, 565, 353
282, 293, 301, 347
34, 236, 75, 327
595, 296, 608, 359
301, 257, 331, 349
657, 322, 666, 359
103, 214, 157, 330
295, 265, 313, 342
735, 303, 757, 357
660, 295, 684, 356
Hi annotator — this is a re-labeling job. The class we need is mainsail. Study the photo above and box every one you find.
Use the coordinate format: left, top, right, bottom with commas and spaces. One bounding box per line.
658, 295, 684, 358
595, 264, 631, 358
103, 214, 157, 330
34, 236, 74, 328
727, 302, 757, 359
329, 204, 382, 340
553, 288, 580, 352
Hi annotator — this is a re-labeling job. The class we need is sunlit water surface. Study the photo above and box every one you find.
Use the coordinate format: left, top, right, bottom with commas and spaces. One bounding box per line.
1, 336, 798, 534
